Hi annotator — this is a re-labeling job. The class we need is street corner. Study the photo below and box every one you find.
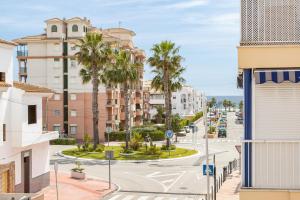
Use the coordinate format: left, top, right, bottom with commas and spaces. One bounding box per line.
42, 171, 117, 200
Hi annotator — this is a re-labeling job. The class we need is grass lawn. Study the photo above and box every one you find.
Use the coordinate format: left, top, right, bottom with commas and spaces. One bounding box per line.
62, 146, 198, 160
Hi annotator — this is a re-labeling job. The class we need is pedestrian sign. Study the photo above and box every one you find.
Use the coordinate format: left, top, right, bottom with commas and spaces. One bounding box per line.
203, 164, 214, 176
165, 130, 174, 139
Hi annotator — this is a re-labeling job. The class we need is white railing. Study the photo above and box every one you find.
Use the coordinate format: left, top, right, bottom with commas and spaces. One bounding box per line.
242, 139, 300, 189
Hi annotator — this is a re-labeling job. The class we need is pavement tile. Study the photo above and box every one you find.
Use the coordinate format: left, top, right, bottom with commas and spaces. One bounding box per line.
217, 170, 240, 200
42, 171, 116, 200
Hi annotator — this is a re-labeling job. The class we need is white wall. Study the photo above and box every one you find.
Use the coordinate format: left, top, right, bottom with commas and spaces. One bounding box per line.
0, 43, 14, 84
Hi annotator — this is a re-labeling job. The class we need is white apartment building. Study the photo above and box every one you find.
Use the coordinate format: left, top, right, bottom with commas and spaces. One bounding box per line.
144, 81, 203, 119
171, 85, 203, 117
14, 17, 145, 142
0, 38, 58, 193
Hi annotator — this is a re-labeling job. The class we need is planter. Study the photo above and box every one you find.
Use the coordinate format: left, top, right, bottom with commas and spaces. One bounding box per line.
71, 171, 86, 180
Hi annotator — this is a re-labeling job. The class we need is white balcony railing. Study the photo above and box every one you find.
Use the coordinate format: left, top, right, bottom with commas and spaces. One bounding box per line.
242, 139, 300, 190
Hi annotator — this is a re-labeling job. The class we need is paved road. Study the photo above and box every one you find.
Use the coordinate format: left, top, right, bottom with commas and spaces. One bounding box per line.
50, 112, 242, 200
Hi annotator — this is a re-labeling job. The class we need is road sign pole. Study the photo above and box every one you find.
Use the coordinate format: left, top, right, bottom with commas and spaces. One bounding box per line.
109, 158, 111, 189
214, 154, 217, 200
204, 96, 210, 200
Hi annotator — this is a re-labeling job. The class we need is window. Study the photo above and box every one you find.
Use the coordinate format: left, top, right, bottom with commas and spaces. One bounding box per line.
54, 94, 60, 100
28, 105, 37, 124
70, 110, 77, 117
72, 24, 78, 32
53, 125, 61, 132
0, 72, 5, 82
54, 58, 60, 62
2, 124, 6, 142
173, 96, 176, 99
183, 104, 186, 110
51, 25, 58, 32
70, 125, 77, 135
53, 110, 60, 116
70, 94, 77, 100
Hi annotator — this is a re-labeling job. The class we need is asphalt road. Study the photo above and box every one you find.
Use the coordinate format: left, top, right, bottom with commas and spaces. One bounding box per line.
50, 112, 242, 200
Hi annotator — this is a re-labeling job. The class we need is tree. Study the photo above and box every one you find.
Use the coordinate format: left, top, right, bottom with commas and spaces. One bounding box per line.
208, 97, 217, 108
148, 41, 184, 147
239, 100, 243, 112
154, 106, 165, 124
76, 33, 113, 149
104, 49, 140, 149
223, 99, 229, 111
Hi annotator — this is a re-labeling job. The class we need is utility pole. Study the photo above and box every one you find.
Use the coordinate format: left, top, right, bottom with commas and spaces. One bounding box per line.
214, 154, 217, 200
204, 96, 210, 200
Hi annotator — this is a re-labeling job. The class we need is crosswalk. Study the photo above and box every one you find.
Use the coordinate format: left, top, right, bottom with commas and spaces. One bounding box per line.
104, 193, 206, 200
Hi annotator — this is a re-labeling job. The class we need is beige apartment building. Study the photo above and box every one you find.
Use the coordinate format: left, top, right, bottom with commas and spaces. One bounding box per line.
14, 17, 145, 142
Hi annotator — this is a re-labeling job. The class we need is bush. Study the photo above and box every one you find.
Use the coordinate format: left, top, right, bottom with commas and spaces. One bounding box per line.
120, 143, 133, 154
161, 144, 176, 151
191, 112, 203, 122
208, 126, 216, 134
82, 134, 91, 151
144, 144, 159, 155
50, 138, 77, 145
106, 128, 165, 142
129, 133, 143, 151
95, 144, 105, 153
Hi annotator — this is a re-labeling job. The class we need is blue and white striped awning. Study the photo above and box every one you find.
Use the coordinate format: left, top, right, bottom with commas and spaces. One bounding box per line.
255, 70, 300, 84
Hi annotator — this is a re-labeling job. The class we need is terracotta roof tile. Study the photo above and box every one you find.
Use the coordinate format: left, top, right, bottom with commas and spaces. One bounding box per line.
0, 82, 12, 87
13, 81, 53, 93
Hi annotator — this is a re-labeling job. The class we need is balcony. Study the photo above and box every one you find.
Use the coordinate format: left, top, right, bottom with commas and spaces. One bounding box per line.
106, 99, 115, 107
241, 0, 300, 46
19, 67, 27, 75
242, 139, 300, 190
17, 50, 28, 57
13, 131, 59, 147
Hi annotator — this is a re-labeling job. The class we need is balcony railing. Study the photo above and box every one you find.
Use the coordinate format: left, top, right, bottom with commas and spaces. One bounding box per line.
241, 0, 300, 45
17, 50, 28, 57
19, 67, 27, 74
242, 139, 300, 190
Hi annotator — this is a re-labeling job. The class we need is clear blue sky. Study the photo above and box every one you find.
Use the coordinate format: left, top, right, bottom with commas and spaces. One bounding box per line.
0, 0, 242, 96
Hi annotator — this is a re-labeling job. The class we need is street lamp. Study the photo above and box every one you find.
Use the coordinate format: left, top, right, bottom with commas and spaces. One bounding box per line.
204, 96, 210, 200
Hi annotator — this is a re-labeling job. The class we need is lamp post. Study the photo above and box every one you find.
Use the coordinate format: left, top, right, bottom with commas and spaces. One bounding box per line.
204, 96, 210, 200
54, 162, 59, 200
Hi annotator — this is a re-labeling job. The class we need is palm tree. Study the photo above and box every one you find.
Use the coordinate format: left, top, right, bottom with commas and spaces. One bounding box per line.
148, 41, 184, 147
76, 33, 113, 149
151, 66, 186, 114
223, 99, 228, 111
154, 106, 165, 124
105, 49, 140, 149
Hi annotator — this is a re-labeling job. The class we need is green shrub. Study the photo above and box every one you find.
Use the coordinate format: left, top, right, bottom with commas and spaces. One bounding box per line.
144, 144, 159, 155
95, 144, 105, 153
161, 144, 176, 151
106, 128, 164, 142
191, 112, 203, 122
83, 134, 91, 151
208, 126, 216, 134
129, 133, 143, 151
50, 138, 77, 145
120, 143, 133, 154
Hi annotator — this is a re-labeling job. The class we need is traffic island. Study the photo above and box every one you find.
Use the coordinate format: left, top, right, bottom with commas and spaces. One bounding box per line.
62, 145, 198, 161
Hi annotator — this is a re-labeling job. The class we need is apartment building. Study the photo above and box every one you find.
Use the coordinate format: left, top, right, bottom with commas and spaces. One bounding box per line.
14, 17, 145, 142
239, 1, 300, 199
0, 38, 58, 194
144, 81, 203, 119
171, 85, 203, 118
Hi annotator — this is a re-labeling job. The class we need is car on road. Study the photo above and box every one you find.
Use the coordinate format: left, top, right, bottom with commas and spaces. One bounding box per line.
184, 126, 190, 133
218, 128, 227, 138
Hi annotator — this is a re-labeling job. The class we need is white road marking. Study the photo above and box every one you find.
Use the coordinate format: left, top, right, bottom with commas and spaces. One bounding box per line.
122, 195, 134, 200
146, 171, 161, 178
164, 171, 186, 192
108, 194, 121, 200
137, 196, 150, 200
161, 179, 175, 184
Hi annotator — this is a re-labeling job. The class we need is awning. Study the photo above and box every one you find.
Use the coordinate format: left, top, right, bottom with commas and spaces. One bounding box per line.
255, 70, 300, 84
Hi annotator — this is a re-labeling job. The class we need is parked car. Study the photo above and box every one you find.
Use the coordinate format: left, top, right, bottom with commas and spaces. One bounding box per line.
177, 129, 187, 137
218, 128, 227, 138
184, 126, 190, 133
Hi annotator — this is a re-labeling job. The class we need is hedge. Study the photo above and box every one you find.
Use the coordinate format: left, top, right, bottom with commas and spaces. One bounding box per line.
50, 138, 77, 145
105, 127, 165, 142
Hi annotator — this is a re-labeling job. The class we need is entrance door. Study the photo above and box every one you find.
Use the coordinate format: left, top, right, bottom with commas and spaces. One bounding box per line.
1, 170, 9, 193
23, 156, 30, 193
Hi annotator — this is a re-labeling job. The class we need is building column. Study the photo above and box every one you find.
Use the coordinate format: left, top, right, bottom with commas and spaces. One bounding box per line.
244, 69, 252, 187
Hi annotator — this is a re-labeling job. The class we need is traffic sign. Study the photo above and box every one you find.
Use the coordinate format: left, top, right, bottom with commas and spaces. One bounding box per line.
165, 130, 174, 139
203, 164, 214, 176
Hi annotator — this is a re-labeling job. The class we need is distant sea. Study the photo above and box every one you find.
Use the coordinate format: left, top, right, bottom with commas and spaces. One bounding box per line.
207, 96, 243, 104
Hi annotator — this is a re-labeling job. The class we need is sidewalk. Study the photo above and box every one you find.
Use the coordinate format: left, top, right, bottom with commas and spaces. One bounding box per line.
217, 170, 241, 200
42, 171, 116, 200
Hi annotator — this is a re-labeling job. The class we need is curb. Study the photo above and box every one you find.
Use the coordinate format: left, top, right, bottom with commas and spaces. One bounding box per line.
56, 149, 202, 164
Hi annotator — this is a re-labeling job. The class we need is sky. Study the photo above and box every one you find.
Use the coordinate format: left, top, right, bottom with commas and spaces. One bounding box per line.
0, 0, 242, 96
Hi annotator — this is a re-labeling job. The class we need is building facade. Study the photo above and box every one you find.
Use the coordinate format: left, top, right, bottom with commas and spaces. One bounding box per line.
239, 1, 300, 199
144, 81, 203, 119
14, 17, 145, 142
0, 38, 58, 193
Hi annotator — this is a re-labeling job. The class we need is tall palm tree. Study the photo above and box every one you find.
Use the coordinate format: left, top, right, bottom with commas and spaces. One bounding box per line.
148, 41, 184, 147
76, 33, 113, 149
105, 49, 140, 149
